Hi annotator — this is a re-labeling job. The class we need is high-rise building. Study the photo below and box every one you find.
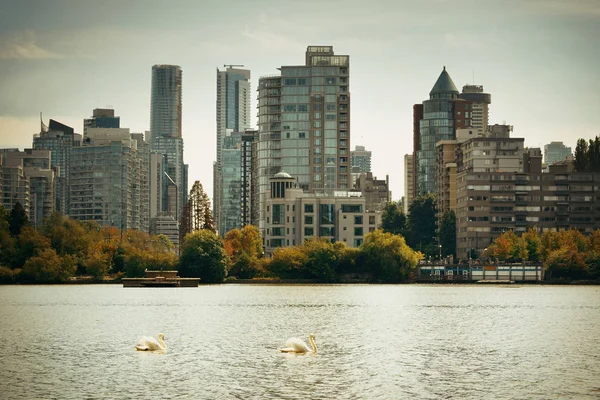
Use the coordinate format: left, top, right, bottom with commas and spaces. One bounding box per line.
220, 130, 243, 235
416, 67, 459, 195
214, 66, 251, 235
354, 172, 390, 212
459, 85, 491, 137
0, 153, 29, 217
351, 145, 371, 173
257, 46, 351, 232
150, 65, 185, 220
544, 141, 573, 166
241, 129, 259, 228
33, 119, 81, 215
150, 65, 182, 141
69, 128, 149, 231
403, 154, 414, 214
84, 108, 120, 136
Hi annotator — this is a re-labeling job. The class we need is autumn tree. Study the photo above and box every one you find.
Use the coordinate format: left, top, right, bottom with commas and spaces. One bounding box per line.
224, 225, 264, 279
522, 228, 542, 262
360, 229, 422, 282
265, 245, 307, 279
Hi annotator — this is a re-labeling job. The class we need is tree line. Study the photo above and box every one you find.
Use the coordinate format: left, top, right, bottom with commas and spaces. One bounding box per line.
0, 203, 177, 283
486, 228, 600, 280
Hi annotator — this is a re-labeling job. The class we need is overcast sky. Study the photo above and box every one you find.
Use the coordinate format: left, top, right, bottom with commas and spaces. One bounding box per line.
1, 0, 599, 201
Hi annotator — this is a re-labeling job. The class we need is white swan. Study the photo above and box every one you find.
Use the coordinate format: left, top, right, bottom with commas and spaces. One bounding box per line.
280, 334, 317, 354
135, 333, 167, 351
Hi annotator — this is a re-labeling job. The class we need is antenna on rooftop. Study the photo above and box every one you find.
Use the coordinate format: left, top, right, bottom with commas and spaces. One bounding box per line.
224, 64, 245, 69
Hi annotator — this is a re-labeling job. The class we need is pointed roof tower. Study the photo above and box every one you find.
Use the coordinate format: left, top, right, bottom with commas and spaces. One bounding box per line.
429, 66, 459, 96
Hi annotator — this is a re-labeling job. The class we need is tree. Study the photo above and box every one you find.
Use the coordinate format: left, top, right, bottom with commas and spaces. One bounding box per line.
9, 202, 28, 237
179, 230, 228, 283
224, 225, 264, 279
180, 181, 215, 242
360, 229, 422, 282
265, 245, 307, 279
438, 210, 456, 258
302, 238, 341, 282
574, 138, 588, 172
522, 228, 542, 262
21, 248, 76, 283
407, 194, 437, 251
380, 202, 409, 238
0, 205, 15, 268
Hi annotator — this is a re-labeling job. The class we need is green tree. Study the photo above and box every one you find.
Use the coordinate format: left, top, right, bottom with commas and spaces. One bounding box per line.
265, 245, 307, 279
407, 194, 437, 251
380, 202, 409, 238
438, 210, 456, 258
9, 202, 28, 237
21, 249, 76, 283
360, 229, 422, 282
0, 205, 15, 268
302, 238, 341, 282
574, 138, 588, 172
179, 230, 228, 283
522, 228, 542, 262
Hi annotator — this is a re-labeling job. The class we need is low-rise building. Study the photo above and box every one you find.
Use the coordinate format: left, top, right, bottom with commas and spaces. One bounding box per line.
264, 172, 381, 256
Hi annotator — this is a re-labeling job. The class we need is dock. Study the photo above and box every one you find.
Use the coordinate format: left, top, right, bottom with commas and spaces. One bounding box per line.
122, 270, 199, 287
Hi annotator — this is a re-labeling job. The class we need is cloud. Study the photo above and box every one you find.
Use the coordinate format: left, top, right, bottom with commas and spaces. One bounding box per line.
0, 31, 64, 60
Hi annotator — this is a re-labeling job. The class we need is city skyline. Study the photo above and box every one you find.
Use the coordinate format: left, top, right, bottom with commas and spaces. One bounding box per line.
1, 0, 599, 202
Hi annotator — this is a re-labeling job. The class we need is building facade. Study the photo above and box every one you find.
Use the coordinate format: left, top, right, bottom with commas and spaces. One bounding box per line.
459, 85, 491, 137
263, 172, 380, 256
354, 172, 390, 212
455, 159, 600, 259
69, 128, 149, 232
257, 46, 351, 232
241, 129, 259, 228
417, 67, 459, 195
544, 141, 572, 166
33, 119, 81, 215
150, 65, 182, 141
404, 154, 414, 214
351, 145, 371, 173
84, 108, 120, 136
214, 67, 251, 235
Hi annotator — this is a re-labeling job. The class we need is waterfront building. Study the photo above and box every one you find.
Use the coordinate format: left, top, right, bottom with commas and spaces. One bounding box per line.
0, 152, 30, 220
257, 46, 351, 232
220, 130, 243, 235
544, 141, 573, 166
214, 67, 251, 234
0, 149, 55, 228
416, 67, 459, 195
151, 136, 184, 219
263, 172, 380, 257
84, 108, 120, 136
404, 154, 414, 214
33, 119, 81, 215
455, 155, 600, 259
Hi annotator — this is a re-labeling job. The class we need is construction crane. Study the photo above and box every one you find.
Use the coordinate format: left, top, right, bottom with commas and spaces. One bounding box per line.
224, 64, 245, 69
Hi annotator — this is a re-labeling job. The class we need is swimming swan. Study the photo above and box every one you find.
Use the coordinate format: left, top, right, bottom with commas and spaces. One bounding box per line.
280, 334, 317, 354
135, 333, 167, 351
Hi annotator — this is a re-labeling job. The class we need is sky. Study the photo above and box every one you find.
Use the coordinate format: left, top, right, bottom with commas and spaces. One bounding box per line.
1, 0, 599, 202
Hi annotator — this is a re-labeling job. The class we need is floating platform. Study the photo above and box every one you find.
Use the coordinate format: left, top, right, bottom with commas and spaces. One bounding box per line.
476, 280, 516, 284
122, 270, 199, 287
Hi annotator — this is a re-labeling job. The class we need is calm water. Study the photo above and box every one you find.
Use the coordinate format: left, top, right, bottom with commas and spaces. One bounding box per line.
0, 284, 599, 399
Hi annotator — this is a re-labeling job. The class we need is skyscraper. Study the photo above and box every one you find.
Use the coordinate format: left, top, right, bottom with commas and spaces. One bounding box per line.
257, 46, 351, 231
150, 65, 185, 219
84, 108, 120, 136
416, 67, 459, 195
214, 66, 251, 235
150, 65, 182, 141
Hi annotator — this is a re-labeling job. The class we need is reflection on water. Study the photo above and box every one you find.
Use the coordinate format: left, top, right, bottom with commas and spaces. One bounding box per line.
0, 285, 599, 399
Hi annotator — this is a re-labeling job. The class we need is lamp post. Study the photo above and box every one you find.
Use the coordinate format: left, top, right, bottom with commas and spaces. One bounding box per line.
439, 244, 442, 260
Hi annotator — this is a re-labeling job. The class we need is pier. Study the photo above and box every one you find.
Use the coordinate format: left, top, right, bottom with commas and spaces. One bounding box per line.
122, 270, 199, 287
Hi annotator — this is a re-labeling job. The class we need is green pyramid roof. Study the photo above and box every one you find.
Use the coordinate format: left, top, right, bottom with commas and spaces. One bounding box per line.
430, 66, 458, 95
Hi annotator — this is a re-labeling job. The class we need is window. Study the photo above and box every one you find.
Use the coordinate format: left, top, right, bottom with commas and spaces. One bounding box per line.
304, 204, 314, 213
319, 227, 335, 236
272, 227, 284, 236
305, 215, 313, 225
319, 204, 335, 224
354, 227, 363, 236
272, 204, 284, 224
369, 215, 376, 225
304, 227, 314, 236
354, 215, 363, 224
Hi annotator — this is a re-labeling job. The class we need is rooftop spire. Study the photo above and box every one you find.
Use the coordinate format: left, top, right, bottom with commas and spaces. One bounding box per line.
430, 66, 458, 96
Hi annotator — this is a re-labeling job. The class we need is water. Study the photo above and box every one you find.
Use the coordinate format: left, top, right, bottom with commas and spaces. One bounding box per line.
0, 284, 599, 399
